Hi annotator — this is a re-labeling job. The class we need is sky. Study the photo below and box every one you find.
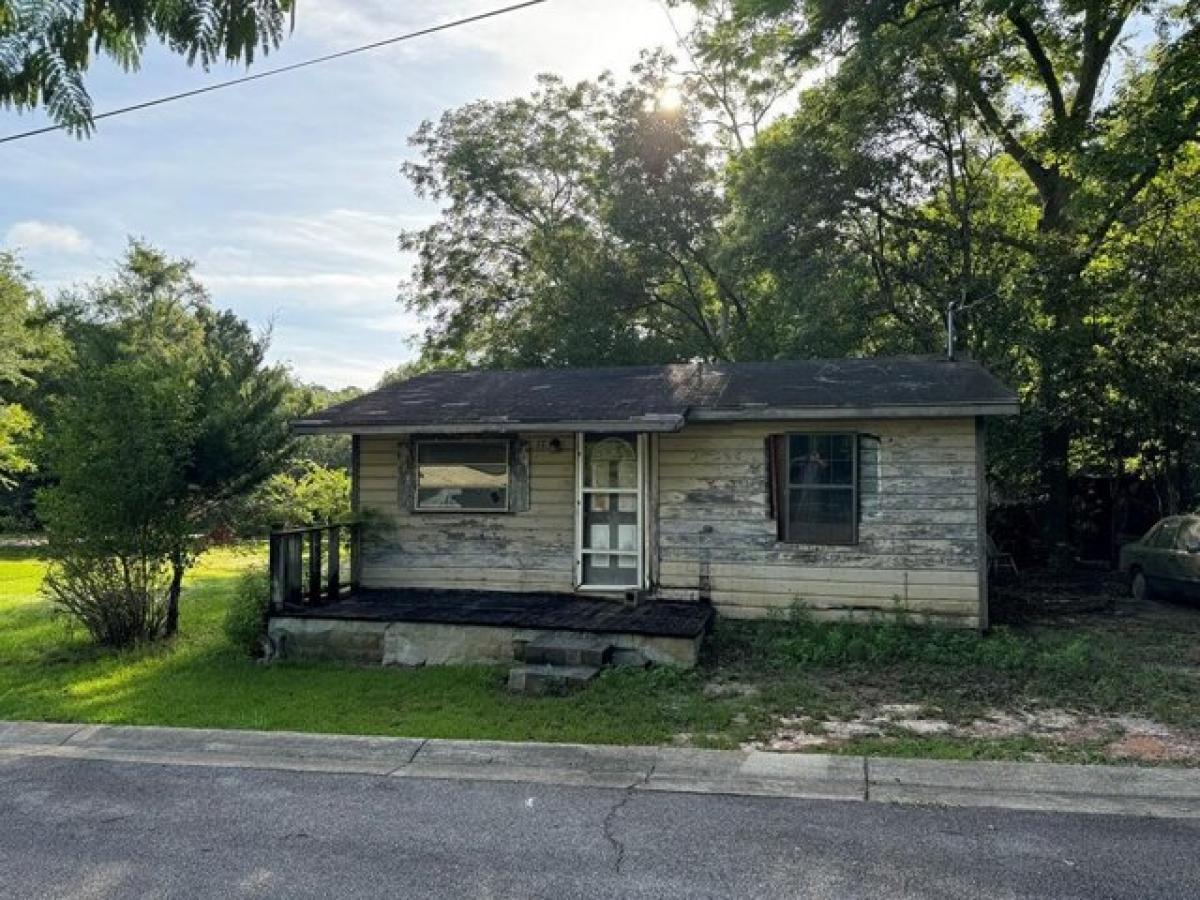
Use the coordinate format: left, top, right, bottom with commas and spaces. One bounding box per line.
1, 0, 689, 389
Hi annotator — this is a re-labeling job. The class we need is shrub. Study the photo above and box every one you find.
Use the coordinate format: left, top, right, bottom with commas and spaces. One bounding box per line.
237, 462, 352, 536
41, 552, 171, 648
223, 567, 271, 657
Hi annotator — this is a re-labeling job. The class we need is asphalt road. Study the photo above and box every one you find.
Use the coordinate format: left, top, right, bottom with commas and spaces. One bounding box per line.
2, 755, 1199, 899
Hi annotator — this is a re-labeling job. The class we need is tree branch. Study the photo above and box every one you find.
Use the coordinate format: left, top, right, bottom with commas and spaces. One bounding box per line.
1007, 7, 1067, 126
953, 64, 1056, 201
1071, 1, 1135, 127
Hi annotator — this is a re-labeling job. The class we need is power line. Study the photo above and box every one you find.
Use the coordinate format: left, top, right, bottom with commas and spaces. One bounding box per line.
0, 0, 548, 145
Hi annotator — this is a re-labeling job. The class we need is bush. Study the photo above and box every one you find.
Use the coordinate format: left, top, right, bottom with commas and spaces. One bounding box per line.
223, 567, 271, 657
42, 553, 171, 648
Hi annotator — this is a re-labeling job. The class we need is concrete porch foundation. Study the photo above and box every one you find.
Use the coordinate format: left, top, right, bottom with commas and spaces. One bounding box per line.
268, 617, 703, 668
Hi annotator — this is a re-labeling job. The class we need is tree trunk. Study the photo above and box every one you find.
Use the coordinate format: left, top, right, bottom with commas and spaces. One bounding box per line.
164, 552, 185, 638
1039, 420, 1073, 562
1033, 188, 1079, 558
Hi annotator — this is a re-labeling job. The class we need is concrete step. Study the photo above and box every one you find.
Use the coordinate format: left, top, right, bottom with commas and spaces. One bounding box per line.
517, 633, 613, 668
506, 664, 601, 695
610, 647, 651, 668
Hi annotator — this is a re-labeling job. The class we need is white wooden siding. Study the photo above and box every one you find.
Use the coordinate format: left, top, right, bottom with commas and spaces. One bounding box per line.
357, 433, 577, 593
655, 419, 983, 627
355, 418, 985, 627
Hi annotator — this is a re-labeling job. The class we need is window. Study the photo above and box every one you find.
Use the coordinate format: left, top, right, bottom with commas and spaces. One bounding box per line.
774, 433, 858, 545
414, 440, 509, 511
1181, 520, 1200, 552
1149, 519, 1185, 549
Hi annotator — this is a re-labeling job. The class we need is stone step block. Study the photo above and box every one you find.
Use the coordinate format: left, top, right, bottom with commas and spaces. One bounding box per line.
518, 633, 613, 668
506, 664, 601, 695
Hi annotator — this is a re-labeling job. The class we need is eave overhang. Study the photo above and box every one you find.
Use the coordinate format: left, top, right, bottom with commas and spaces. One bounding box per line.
291, 414, 688, 436
291, 399, 1019, 436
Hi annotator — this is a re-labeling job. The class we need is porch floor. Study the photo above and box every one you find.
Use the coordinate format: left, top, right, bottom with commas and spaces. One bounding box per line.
274, 588, 713, 640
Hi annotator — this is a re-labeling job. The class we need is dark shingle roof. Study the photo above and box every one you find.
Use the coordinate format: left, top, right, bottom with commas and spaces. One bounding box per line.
295, 356, 1018, 433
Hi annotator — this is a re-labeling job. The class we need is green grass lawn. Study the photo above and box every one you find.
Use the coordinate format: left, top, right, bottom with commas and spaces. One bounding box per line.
3, 545, 1200, 762
0, 546, 753, 746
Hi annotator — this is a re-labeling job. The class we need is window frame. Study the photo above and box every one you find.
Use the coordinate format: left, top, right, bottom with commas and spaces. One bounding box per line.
775, 431, 860, 546
412, 437, 512, 514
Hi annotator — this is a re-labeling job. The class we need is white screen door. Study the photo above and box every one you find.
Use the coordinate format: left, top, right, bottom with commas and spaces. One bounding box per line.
576, 433, 645, 589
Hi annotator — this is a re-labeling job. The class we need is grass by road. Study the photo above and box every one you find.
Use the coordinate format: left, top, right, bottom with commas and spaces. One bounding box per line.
0, 547, 741, 745
2, 545, 1199, 762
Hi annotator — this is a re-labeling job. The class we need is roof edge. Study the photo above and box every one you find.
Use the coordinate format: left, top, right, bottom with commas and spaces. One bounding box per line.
292, 400, 1019, 435
291, 415, 688, 436
686, 400, 1020, 421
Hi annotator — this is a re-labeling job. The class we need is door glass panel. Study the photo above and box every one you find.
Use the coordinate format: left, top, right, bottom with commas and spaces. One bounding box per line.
585, 437, 638, 489
583, 553, 638, 585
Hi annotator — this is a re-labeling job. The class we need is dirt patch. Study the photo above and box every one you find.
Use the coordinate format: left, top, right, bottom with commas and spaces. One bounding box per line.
1107, 733, 1197, 762
748, 703, 1200, 763
702, 680, 761, 700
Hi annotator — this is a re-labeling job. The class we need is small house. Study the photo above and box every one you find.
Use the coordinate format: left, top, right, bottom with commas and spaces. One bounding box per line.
268, 356, 1017, 673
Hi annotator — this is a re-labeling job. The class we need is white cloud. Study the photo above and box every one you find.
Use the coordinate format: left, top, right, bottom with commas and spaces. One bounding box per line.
199, 272, 397, 293
271, 337, 412, 390
4, 220, 94, 254
346, 310, 424, 335
299, 0, 685, 92
228, 208, 420, 269
193, 205, 416, 315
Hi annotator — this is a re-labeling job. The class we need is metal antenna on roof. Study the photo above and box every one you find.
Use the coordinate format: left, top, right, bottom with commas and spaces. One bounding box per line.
946, 287, 1002, 361
946, 300, 958, 361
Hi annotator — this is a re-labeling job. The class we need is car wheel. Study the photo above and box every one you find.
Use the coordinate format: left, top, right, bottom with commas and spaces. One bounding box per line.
1131, 569, 1153, 603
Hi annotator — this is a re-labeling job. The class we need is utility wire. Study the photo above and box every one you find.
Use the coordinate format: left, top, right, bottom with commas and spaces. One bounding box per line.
0, 0, 548, 145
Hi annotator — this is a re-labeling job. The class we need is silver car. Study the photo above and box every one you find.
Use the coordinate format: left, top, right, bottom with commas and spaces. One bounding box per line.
1120, 515, 1200, 602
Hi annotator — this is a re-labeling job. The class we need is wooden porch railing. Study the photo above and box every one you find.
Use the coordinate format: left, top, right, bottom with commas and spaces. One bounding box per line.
268, 522, 361, 611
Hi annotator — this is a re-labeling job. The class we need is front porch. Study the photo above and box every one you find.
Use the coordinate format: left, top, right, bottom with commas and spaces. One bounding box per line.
267, 524, 713, 668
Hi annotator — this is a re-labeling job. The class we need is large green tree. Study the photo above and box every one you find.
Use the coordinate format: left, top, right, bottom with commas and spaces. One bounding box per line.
0, 252, 57, 489
400, 53, 767, 367
0, 0, 295, 134
39, 243, 292, 641
737, 0, 1200, 543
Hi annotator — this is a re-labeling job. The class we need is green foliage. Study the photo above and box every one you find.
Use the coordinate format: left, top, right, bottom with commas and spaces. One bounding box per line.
0, 252, 56, 488
397, 0, 1200, 534
242, 461, 351, 534
667, 0, 799, 152
281, 381, 361, 471
0, 0, 296, 135
715, 609, 1128, 721
222, 566, 270, 657
37, 241, 292, 642
733, 0, 1200, 534
399, 51, 757, 367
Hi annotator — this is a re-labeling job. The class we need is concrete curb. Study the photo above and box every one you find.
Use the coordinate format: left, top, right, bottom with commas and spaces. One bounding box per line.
3, 721, 1200, 818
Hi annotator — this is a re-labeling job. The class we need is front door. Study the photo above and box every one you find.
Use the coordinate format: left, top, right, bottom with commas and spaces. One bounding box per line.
576, 433, 645, 590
